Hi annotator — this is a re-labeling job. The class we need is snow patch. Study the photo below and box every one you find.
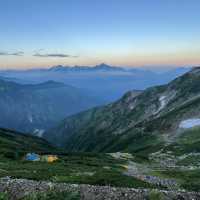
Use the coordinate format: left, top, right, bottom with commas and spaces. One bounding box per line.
108, 152, 134, 159
159, 96, 167, 110
155, 95, 167, 114
28, 115, 33, 123
179, 118, 200, 129
33, 129, 45, 137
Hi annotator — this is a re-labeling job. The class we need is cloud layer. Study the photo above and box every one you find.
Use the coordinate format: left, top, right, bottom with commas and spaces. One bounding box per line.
33, 53, 78, 58
0, 51, 24, 56
0, 50, 78, 58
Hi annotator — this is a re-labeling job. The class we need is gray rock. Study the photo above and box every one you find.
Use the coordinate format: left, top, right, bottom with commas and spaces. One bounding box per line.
0, 177, 200, 200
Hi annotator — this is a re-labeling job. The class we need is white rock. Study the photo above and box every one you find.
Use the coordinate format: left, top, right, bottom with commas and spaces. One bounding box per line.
154, 95, 168, 114
33, 129, 45, 137
159, 95, 167, 110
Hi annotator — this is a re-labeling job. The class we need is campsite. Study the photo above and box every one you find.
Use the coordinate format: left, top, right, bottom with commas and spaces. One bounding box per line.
25, 153, 58, 163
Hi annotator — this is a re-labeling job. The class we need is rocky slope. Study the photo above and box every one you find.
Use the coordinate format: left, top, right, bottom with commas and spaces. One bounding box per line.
45, 67, 200, 154
0, 79, 100, 134
0, 178, 199, 200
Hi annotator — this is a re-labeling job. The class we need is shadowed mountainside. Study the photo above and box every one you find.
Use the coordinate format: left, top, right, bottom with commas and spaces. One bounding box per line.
0, 79, 101, 134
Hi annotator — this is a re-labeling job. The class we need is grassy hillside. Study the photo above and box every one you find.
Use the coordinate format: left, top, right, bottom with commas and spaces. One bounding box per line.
0, 128, 56, 159
45, 67, 200, 154
0, 127, 156, 189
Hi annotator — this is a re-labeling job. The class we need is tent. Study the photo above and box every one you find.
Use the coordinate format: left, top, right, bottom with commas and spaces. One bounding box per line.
25, 153, 40, 161
40, 155, 58, 163
47, 155, 58, 163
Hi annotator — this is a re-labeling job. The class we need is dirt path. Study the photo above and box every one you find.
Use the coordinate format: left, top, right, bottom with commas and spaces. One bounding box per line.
124, 161, 178, 189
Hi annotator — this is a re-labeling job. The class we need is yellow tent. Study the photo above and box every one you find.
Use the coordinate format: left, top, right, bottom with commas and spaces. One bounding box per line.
40, 155, 58, 163
47, 155, 58, 163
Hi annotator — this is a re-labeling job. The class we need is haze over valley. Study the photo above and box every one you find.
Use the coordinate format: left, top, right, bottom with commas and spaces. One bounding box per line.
0, 64, 190, 102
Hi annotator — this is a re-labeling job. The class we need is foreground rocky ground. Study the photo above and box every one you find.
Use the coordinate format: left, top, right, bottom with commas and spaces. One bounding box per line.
0, 177, 200, 200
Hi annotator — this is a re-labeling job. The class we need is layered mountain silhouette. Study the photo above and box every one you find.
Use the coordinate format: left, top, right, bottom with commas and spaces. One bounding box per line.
0, 79, 100, 134
0, 64, 190, 102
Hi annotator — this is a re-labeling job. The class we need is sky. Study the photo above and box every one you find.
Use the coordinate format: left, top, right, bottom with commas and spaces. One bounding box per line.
0, 0, 200, 69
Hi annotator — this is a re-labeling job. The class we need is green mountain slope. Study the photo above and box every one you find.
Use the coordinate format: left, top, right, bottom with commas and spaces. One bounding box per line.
45, 67, 200, 154
0, 79, 101, 134
0, 128, 56, 159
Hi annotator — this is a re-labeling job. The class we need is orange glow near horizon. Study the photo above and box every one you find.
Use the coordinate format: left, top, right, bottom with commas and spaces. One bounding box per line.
0, 50, 199, 70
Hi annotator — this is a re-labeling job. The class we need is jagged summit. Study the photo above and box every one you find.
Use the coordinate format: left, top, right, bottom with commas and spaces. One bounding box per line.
49, 65, 66, 71
49, 63, 125, 72
95, 63, 110, 68
94, 63, 125, 71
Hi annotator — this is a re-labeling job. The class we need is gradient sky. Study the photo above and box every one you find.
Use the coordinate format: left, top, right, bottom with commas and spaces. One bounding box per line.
0, 0, 200, 69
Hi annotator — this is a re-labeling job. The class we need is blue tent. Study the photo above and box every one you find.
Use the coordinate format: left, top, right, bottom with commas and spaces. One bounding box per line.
25, 153, 40, 161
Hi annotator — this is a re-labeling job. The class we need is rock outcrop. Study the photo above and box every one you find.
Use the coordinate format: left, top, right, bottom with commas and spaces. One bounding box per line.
0, 177, 200, 200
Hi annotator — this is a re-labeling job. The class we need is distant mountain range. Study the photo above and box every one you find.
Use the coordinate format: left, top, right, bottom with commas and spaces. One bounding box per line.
48, 63, 126, 72
45, 66, 200, 156
0, 64, 191, 102
0, 79, 100, 134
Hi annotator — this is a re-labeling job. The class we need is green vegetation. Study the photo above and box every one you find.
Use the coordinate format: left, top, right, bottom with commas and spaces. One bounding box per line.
179, 127, 200, 144
0, 153, 154, 188
148, 190, 164, 200
0, 128, 155, 189
177, 155, 200, 166
0, 192, 8, 200
163, 127, 200, 156
0, 128, 57, 159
